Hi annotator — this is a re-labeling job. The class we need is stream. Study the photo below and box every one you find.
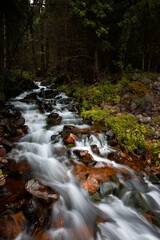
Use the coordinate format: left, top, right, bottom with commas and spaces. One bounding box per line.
7, 81, 160, 240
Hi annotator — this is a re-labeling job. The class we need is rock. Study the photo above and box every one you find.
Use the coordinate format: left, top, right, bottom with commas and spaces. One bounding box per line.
16, 128, 24, 137
39, 89, 59, 99
47, 112, 62, 126
22, 124, 29, 134
100, 182, 118, 197
0, 174, 6, 186
106, 129, 115, 138
63, 133, 76, 146
139, 116, 151, 123
0, 157, 8, 163
152, 81, 160, 91
13, 160, 33, 180
130, 102, 137, 111
58, 97, 72, 105
82, 176, 99, 193
25, 179, 59, 202
14, 117, 25, 127
0, 212, 26, 239
0, 137, 14, 151
90, 144, 100, 155
73, 149, 94, 163
0, 145, 6, 157
3, 123, 17, 135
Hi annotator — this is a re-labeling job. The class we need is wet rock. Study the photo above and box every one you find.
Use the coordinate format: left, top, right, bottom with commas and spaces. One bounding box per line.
124, 190, 149, 212
100, 182, 118, 197
63, 124, 76, 132
22, 124, 29, 134
73, 149, 94, 163
38, 89, 59, 99
106, 129, 115, 139
14, 117, 25, 127
24, 92, 38, 100
82, 175, 99, 193
63, 133, 76, 146
91, 192, 101, 201
148, 175, 160, 184
11, 160, 33, 180
16, 128, 25, 137
0, 137, 14, 151
67, 104, 77, 112
47, 112, 62, 126
39, 101, 53, 112
0, 145, 6, 157
23, 198, 42, 221
0, 212, 26, 240
58, 97, 72, 105
0, 174, 6, 186
51, 134, 60, 143
3, 123, 17, 135
145, 212, 160, 227
90, 144, 100, 155
25, 179, 59, 202
74, 164, 117, 188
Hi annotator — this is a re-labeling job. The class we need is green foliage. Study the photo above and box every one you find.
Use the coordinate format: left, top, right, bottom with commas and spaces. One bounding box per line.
0, 69, 36, 100
128, 81, 150, 95
81, 107, 110, 123
145, 140, 160, 165
105, 114, 153, 152
10, 69, 35, 81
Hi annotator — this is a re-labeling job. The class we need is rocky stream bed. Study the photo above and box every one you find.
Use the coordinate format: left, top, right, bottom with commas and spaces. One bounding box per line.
0, 81, 160, 240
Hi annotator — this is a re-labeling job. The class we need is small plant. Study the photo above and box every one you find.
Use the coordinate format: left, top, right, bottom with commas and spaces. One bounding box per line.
81, 107, 110, 123
145, 140, 160, 165
105, 113, 153, 152
128, 81, 150, 96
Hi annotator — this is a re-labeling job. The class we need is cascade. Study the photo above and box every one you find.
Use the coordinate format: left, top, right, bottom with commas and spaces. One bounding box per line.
6, 82, 160, 240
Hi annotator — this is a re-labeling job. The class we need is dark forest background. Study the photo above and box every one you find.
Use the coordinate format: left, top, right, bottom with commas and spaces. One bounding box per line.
0, 0, 160, 82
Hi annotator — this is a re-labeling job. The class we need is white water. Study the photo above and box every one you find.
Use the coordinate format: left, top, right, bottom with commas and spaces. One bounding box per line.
10, 82, 160, 240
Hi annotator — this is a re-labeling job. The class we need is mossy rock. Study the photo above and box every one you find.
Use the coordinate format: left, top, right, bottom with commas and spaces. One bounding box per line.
124, 190, 149, 212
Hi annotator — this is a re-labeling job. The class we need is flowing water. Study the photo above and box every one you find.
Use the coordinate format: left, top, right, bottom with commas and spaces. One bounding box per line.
8, 82, 160, 240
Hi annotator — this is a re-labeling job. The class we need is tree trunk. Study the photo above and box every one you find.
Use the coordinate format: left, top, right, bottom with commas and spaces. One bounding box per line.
142, 52, 145, 71
94, 43, 99, 82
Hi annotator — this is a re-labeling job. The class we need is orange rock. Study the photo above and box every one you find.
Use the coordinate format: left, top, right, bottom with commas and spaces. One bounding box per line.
82, 176, 99, 193
63, 133, 76, 145
0, 212, 26, 239
74, 164, 117, 192
73, 149, 94, 163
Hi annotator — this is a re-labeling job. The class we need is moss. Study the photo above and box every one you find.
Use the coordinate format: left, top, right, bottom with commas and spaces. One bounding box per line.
145, 140, 160, 165
81, 107, 110, 123
105, 113, 153, 152
128, 81, 150, 96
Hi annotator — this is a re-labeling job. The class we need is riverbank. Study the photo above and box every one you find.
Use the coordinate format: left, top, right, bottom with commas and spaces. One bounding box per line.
55, 72, 160, 174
